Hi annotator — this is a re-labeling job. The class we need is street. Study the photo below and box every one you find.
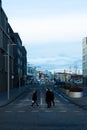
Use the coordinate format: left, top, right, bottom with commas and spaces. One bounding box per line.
0, 86, 87, 130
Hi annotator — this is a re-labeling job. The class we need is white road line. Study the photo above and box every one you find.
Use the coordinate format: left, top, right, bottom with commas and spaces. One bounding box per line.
59, 110, 67, 112
45, 110, 53, 112
31, 110, 39, 112
40, 91, 43, 105
55, 100, 60, 103
20, 99, 31, 102
5, 111, 12, 112
18, 111, 25, 113
74, 111, 80, 113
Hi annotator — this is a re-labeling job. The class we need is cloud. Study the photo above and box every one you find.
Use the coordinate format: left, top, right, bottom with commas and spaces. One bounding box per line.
9, 13, 87, 44
26, 40, 82, 72
26, 41, 82, 59
3, 1, 83, 73
7, 12, 83, 73
29, 54, 82, 72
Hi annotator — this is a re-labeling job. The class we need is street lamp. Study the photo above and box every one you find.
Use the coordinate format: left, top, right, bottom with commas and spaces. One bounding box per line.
7, 43, 16, 100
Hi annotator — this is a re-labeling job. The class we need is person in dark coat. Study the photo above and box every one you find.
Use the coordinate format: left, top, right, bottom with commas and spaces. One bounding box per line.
50, 89, 55, 107
31, 90, 39, 107
45, 88, 51, 108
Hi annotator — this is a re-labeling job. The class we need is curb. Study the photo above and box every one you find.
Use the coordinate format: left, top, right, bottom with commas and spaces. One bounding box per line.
55, 89, 87, 111
0, 90, 26, 108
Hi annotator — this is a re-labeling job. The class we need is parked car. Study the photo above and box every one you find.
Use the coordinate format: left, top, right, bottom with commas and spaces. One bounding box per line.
74, 80, 82, 84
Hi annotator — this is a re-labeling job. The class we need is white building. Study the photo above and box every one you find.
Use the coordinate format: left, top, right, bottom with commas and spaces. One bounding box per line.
82, 37, 87, 84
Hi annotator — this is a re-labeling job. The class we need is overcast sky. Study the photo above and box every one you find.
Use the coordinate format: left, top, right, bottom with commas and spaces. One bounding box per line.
2, 0, 87, 73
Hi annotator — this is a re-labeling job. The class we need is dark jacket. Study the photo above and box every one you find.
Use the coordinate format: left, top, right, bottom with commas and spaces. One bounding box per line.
45, 89, 51, 103
50, 91, 54, 100
32, 91, 37, 101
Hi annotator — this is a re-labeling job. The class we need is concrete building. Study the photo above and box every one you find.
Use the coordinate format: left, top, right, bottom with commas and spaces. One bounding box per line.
54, 72, 71, 83
82, 37, 87, 84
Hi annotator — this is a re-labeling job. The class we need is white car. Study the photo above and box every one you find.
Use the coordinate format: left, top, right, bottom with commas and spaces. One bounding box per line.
74, 80, 82, 84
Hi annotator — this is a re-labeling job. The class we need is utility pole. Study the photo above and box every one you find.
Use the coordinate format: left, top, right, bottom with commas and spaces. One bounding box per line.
7, 44, 10, 100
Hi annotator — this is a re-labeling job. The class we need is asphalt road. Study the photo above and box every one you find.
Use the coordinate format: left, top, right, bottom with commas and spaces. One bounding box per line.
0, 86, 87, 130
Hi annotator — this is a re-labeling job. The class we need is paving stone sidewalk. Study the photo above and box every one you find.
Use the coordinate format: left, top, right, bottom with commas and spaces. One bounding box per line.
0, 86, 28, 107
57, 86, 87, 110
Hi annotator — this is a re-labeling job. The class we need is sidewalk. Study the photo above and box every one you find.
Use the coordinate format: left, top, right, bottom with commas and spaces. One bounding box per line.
0, 86, 28, 107
57, 87, 87, 110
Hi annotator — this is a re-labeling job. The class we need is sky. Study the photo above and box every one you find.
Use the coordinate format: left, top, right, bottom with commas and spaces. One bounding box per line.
2, 0, 87, 73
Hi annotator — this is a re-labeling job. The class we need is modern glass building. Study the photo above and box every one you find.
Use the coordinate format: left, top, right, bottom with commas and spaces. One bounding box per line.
82, 37, 87, 84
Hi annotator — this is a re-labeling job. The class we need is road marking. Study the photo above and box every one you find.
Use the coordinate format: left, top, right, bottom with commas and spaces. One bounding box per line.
20, 99, 31, 102
5, 111, 12, 112
55, 100, 60, 103
4, 109, 81, 113
18, 111, 25, 113
31, 110, 39, 112
59, 110, 67, 112
74, 111, 80, 113
40, 91, 43, 105
45, 110, 53, 112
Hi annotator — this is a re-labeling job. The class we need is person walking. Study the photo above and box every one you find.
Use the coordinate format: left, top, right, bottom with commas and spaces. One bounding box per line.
45, 88, 51, 108
31, 90, 39, 107
50, 89, 55, 107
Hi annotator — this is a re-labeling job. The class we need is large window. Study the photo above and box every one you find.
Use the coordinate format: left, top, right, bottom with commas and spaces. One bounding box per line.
0, 29, 3, 49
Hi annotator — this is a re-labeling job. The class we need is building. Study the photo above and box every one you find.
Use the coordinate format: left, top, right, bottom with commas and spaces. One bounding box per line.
0, 0, 27, 92
82, 37, 87, 84
27, 64, 37, 84
0, 3, 9, 92
0, 0, 2, 7
54, 72, 71, 83
22, 46, 27, 85
13, 33, 26, 87
7, 24, 16, 89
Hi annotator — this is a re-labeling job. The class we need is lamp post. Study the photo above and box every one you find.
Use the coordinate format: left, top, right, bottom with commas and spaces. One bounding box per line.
7, 43, 16, 100
7, 44, 10, 100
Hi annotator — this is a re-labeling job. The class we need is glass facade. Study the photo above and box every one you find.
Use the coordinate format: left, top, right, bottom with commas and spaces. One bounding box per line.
82, 37, 87, 76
